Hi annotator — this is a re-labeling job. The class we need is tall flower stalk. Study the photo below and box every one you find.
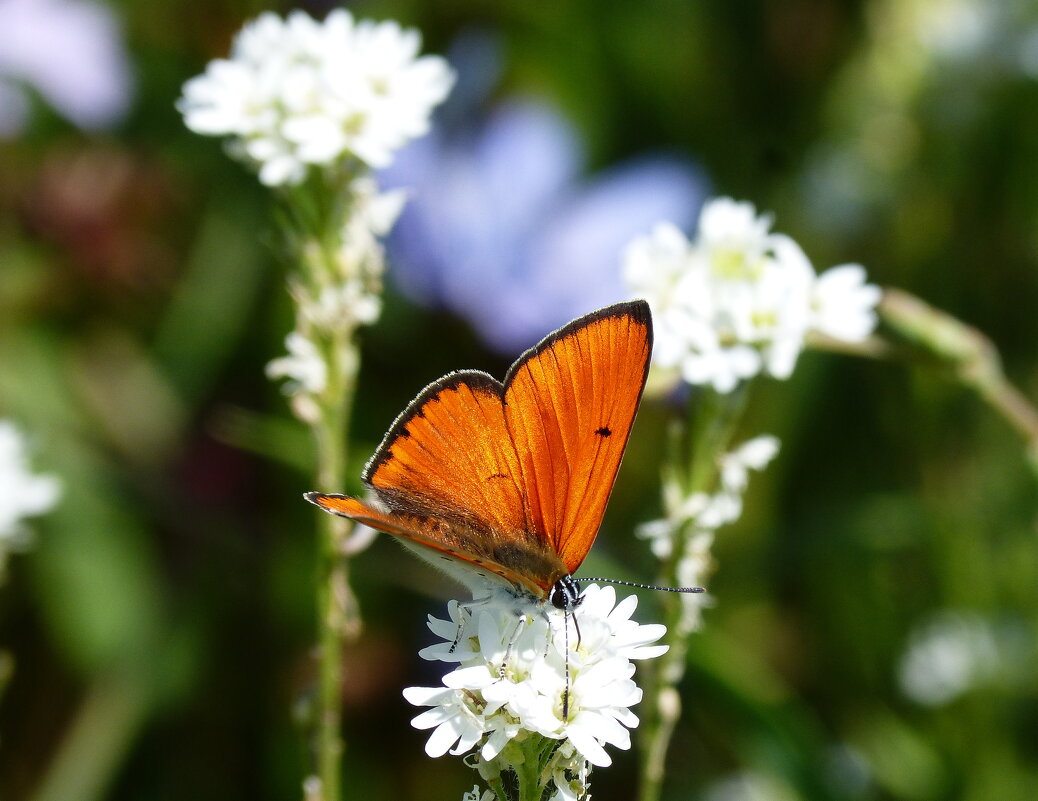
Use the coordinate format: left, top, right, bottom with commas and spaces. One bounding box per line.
178, 10, 453, 799
625, 197, 1038, 800
624, 198, 880, 801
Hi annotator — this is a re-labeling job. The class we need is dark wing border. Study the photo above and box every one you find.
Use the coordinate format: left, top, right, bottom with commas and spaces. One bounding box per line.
362, 369, 504, 483
502, 300, 653, 393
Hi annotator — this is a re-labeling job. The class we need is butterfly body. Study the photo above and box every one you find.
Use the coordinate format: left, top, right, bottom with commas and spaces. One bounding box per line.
307, 300, 653, 607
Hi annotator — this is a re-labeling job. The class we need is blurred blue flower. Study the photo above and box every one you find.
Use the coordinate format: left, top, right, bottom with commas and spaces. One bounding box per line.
380, 50, 707, 352
0, 0, 132, 136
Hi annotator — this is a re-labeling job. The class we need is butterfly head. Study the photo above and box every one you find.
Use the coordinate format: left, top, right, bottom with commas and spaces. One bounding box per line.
548, 574, 583, 611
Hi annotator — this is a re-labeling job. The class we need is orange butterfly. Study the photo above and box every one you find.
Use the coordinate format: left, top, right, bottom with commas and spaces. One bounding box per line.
306, 300, 655, 610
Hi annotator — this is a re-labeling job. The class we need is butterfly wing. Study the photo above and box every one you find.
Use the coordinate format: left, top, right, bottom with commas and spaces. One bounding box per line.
307, 300, 652, 595
502, 300, 652, 574
359, 371, 566, 595
305, 492, 556, 597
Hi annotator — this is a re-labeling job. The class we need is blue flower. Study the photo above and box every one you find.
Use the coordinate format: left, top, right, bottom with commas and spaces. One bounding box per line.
0, 0, 132, 136
381, 84, 707, 352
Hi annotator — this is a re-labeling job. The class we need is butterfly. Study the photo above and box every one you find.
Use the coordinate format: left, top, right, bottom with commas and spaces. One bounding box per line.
306, 300, 670, 610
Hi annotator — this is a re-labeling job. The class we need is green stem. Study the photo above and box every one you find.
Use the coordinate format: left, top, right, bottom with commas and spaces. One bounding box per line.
31, 665, 150, 801
302, 181, 364, 801
487, 774, 510, 801
637, 386, 749, 801
878, 288, 1038, 476
311, 327, 362, 801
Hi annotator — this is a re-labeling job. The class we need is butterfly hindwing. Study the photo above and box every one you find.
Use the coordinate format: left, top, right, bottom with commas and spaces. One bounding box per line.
304, 492, 556, 597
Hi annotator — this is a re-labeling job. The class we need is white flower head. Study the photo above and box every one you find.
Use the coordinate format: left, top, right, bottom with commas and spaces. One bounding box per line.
0, 421, 61, 572
461, 786, 495, 801
718, 435, 781, 496
898, 611, 1004, 707
703, 770, 801, 801
696, 197, 777, 280
405, 584, 667, 794
266, 332, 327, 396
625, 197, 880, 392
638, 435, 779, 632
811, 263, 882, 342
178, 9, 454, 185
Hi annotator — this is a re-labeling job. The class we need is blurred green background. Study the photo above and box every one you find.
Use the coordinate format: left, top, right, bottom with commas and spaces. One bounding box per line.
1, 1, 1037, 799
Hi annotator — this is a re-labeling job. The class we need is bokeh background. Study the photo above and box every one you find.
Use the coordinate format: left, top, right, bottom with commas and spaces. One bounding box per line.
2, 0, 1037, 799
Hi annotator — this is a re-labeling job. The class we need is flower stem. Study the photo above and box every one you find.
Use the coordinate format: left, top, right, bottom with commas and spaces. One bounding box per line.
637, 387, 748, 801
294, 178, 367, 800
878, 289, 1038, 476
311, 314, 364, 801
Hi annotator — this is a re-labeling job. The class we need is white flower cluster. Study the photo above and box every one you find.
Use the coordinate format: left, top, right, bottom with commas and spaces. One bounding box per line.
898, 611, 1006, 707
266, 178, 405, 419
638, 435, 779, 633
624, 198, 881, 393
0, 421, 61, 574
178, 9, 454, 186
404, 585, 667, 794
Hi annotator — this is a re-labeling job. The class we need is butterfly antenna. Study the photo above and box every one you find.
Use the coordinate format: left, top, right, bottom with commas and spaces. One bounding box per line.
572, 577, 706, 594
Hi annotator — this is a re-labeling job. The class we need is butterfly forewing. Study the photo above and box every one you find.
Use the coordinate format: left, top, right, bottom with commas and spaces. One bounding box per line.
361, 371, 566, 593
365, 372, 527, 534
503, 302, 652, 574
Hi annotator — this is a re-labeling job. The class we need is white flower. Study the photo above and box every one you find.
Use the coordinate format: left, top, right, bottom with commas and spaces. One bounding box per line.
703, 770, 801, 801
266, 332, 327, 394
404, 585, 666, 777
461, 786, 495, 801
638, 435, 778, 632
335, 177, 406, 290
625, 197, 880, 392
696, 197, 776, 278
718, 435, 781, 497
178, 9, 454, 185
811, 263, 882, 342
622, 222, 700, 370
898, 611, 1003, 706
0, 421, 61, 571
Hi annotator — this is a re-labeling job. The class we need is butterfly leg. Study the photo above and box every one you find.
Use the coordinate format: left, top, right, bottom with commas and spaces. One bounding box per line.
498, 613, 529, 679
448, 597, 492, 654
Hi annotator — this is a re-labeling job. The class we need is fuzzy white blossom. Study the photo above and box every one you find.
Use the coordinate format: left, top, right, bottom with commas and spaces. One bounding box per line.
638, 435, 779, 633
178, 9, 454, 185
625, 198, 880, 393
703, 770, 801, 801
267, 178, 405, 427
295, 177, 405, 330
898, 611, 1005, 706
404, 585, 667, 797
810, 263, 881, 342
266, 332, 327, 395
0, 421, 61, 574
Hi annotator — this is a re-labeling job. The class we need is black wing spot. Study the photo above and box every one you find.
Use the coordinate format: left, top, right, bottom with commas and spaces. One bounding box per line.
487, 473, 508, 480
595, 426, 612, 437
